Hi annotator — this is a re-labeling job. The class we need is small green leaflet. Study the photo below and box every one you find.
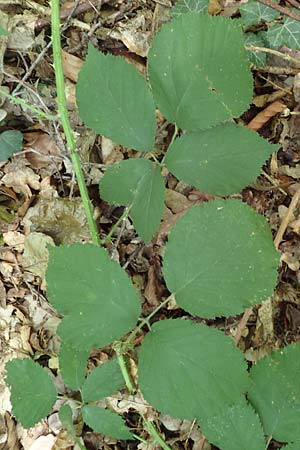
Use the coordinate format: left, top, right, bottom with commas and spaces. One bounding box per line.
5, 358, 57, 428
244, 32, 267, 66
163, 199, 279, 318
82, 405, 132, 439
76, 44, 156, 152
59, 405, 86, 450
138, 319, 249, 421
148, 13, 253, 131
239, 0, 280, 26
0, 130, 23, 162
100, 159, 165, 243
46, 244, 141, 351
267, 17, 300, 49
171, 0, 209, 17
165, 123, 278, 195
81, 358, 124, 403
248, 343, 300, 442
59, 342, 89, 390
199, 398, 265, 450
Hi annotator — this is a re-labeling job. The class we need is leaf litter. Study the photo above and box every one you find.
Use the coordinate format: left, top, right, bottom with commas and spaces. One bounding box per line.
0, 0, 300, 449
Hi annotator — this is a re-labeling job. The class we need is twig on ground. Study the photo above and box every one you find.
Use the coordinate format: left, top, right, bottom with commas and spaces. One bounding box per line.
274, 187, 300, 249
246, 45, 300, 66
257, 0, 300, 21
234, 307, 253, 345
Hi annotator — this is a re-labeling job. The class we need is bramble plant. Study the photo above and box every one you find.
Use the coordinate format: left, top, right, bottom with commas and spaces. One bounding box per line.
4, 1, 300, 450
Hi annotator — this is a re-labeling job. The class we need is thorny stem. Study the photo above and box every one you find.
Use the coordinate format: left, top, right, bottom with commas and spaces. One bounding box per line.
51, 0, 100, 246
0, 87, 58, 121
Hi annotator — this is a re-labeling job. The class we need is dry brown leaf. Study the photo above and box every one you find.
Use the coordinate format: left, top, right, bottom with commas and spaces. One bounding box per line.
144, 265, 161, 307
165, 189, 192, 214
247, 101, 287, 131
2, 161, 40, 197
24, 132, 60, 170
61, 50, 83, 83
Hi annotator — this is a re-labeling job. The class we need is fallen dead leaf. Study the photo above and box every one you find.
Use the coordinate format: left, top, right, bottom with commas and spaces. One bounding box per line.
62, 49, 83, 83
247, 101, 287, 131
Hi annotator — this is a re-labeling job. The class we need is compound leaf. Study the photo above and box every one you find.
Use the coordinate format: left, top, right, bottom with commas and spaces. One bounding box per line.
239, 0, 280, 26
148, 13, 253, 131
244, 32, 267, 66
59, 404, 74, 435
59, 341, 89, 390
171, 0, 209, 17
200, 398, 265, 450
163, 199, 279, 318
5, 358, 57, 428
82, 405, 132, 439
267, 17, 300, 49
0, 130, 23, 162
100, 159, 165, 242
138, 319, 249, 421
46, 244, 141, 351
81, 358, 124, 403
248, 343, 300, 442
165, 123, 278, 195
76, 44, 156, 152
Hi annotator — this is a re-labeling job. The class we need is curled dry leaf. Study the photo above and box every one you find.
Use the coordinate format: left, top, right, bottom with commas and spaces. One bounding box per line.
2, 161, 40, 197
247, 101, 287, 131
24, 132, 61, 171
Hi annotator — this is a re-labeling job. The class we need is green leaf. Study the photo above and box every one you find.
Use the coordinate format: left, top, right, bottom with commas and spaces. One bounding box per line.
100, 159, 165, 242
5, 358, 57, 428
59, 404, 74, 435
248, 343, 300, 442
165, 123, 277, 195
239, 0, 280, 26
0, 130, 23, 162
59, 342, 89, 390
200, 398, 265, 450
163, 199, 279, 318
82, 405, 132, 439
46, 244, 141, 351
81, 358, 124, 403
138, 318, 249, 421
267, 17, 300, 49
148, 13, 253, 131
244, 32, 267, 66
76, 44, 156, 152
171, 0, 209, 17
59, 405, 86, 450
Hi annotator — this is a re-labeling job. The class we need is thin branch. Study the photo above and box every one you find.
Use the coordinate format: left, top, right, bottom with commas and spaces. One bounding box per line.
274, 187, 300, 249
246, 44, 300, 66
51, 0, 100, 245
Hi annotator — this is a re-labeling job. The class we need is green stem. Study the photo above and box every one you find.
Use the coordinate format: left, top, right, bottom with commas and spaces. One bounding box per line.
115, 345, 172, 450
101, 206, 131, 245
122, 296, 171, 351
161, 124, 178, 165
51, 0, 100, 246
114, 344, 135, 394
265, 435, 272, 450
0, 87, 58, 121
144, 418, 173, 450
